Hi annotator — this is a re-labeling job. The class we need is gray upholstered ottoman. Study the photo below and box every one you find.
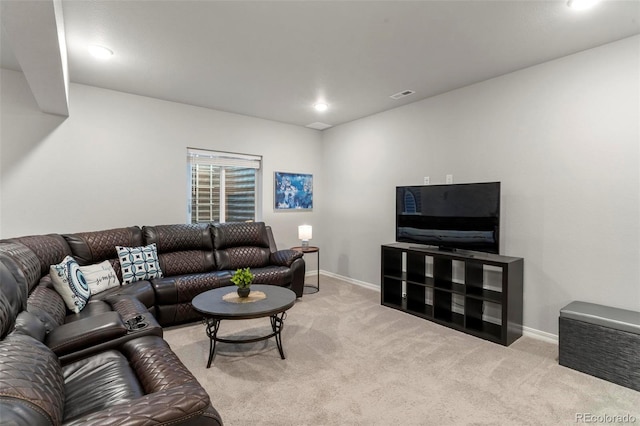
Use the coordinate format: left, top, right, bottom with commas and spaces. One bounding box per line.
559, 301, 640, 391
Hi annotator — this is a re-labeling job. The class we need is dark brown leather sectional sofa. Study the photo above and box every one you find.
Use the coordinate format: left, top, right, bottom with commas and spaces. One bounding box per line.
0, 221, 305, 425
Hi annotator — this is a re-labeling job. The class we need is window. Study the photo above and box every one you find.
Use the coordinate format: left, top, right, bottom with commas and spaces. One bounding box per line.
187, 148, 261, 223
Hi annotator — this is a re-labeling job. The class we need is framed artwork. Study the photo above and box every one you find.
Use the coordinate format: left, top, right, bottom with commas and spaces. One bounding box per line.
274, 172, 313, 210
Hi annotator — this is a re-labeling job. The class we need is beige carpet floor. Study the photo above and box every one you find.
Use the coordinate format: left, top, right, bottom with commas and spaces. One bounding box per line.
164, 276, 640, 426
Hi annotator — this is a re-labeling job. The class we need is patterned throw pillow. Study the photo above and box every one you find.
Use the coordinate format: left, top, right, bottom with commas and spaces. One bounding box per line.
50, 256, 91, 313
79, 260, 120, 294
115, 243, 163, 284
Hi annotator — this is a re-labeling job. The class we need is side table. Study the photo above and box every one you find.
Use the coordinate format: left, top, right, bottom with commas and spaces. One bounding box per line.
291, 246, 320, 294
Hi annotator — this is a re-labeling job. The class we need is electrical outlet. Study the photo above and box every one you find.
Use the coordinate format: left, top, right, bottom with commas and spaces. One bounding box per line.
446, 174, 453, 184
423, 176, 430, 185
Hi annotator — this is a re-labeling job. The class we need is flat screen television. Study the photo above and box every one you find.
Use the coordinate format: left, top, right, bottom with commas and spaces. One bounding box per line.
396, 182, 501, 254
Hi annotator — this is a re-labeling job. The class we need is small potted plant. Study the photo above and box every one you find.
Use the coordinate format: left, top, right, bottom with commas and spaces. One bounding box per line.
231, 267, 254, 298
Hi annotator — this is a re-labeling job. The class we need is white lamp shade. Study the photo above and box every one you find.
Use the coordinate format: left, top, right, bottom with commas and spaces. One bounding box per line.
298, 225, 312, 240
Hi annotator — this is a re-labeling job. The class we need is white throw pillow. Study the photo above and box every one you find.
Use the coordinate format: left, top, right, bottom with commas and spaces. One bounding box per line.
115, 243, 163, 284
50, 256, 91, 313
79, 260, 120, 295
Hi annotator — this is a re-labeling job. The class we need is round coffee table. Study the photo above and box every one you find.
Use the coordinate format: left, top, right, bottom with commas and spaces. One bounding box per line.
192, 285, 296, 368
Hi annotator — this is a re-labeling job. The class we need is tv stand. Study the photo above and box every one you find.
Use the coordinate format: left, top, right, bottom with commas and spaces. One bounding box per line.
381, 242, 523, 346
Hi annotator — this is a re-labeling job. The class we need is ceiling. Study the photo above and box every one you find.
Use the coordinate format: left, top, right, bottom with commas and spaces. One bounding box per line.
2, 0, 639, 129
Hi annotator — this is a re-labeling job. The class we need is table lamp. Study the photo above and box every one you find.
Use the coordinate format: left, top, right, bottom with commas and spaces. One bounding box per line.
298, 225, 312, 249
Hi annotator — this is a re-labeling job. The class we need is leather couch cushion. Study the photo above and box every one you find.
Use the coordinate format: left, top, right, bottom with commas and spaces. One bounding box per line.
67, 336, 215, 425
12, 234, 71, 276
143, 224, 216, 276
212, 222, 272, 270
215, 246, 271, 270
27, 283, 66, 332
157, 250, 215, 276
62, 349, 144, 423
143, 223, 214, 251
153, 271, 231, 305
0, 259, 26, 338
212, 221, 270, 249
0, 242, 41, 297
63, 227, 143, 282
0, 334, 65, 426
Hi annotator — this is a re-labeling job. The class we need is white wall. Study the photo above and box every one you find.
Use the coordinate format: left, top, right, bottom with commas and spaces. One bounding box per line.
320, 36, 640, 335
0, 70, 323, 257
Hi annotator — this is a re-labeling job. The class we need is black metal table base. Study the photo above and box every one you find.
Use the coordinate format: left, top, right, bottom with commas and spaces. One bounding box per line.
303, 284, 319, 294
203, 311, 288, 368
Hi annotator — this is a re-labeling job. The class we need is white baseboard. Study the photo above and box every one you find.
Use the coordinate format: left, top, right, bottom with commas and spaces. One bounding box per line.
523, 326, 558, 343
317, 270, 559, 344
318, 270, 380, 292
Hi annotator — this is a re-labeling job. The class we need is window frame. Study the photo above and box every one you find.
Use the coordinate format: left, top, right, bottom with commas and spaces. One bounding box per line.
187, 148, 262, 224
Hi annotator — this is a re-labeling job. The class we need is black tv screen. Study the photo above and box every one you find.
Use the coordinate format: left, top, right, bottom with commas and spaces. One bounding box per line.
396, 182, 501, 254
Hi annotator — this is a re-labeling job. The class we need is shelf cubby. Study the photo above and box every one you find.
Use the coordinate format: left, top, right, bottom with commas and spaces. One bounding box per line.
382, 276, 403, 307
406, 282, 427, 313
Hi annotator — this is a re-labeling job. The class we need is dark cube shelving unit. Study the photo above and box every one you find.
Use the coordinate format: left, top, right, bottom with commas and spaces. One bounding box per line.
381, 243, 524, 346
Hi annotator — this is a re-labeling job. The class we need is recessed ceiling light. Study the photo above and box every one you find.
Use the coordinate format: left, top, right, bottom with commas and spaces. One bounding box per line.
567, 0, 601, 10
314, 102, 329, 112
88, 45, 113, 60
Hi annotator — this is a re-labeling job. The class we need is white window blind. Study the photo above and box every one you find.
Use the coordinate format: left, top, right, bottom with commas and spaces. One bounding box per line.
188, 149, 261, 169
187, 148, 261, 223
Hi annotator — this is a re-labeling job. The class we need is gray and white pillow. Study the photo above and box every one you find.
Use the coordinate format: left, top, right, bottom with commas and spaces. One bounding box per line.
116, 243, 163, 284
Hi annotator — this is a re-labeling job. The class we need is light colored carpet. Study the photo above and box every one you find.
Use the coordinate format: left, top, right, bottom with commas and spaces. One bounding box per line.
164, 276, 640, 425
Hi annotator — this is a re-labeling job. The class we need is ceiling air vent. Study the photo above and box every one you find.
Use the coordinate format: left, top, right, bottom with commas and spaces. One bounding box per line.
390, 90, 416, 100
306, 122, 333, 130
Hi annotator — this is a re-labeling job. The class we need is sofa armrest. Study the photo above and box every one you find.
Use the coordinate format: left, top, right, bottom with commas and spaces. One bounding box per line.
289, 257, 306, 298
270, 249, 303, 267
57, 313, 163, 365
96, 279, 156, 310
64, 335, 222, 426
13, 310, 47, 342
106, 294, 151, 320
45, 311, 127, 356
